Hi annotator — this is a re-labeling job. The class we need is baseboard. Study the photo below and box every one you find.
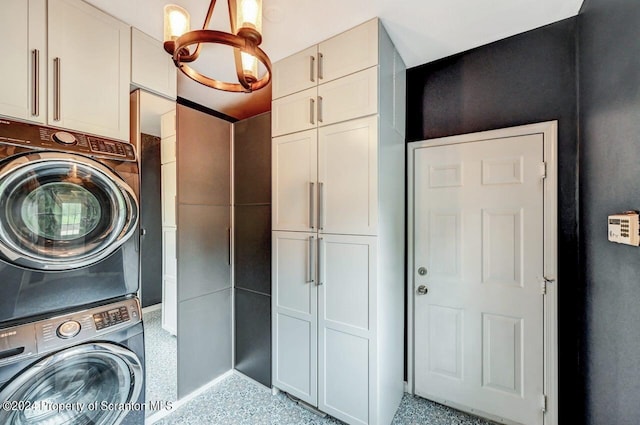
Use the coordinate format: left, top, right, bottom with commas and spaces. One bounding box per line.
145, 369, 233, 424
142, 303, 162, 314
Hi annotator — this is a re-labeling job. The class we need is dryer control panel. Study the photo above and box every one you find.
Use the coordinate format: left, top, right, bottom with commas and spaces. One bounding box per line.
0, 298, 141, 366
0, 118, 136, 161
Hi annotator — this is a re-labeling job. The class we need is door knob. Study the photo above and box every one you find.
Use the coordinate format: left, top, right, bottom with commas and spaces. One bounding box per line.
416, 285, 428, 295
418, 267, 428, 276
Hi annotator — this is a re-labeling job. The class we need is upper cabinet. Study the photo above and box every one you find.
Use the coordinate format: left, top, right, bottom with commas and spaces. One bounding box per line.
0, 0, 131, 141
48, 0, 130, 140
131, 28, 177, 100
271, 19, 383, 138
0, 0, 46, 124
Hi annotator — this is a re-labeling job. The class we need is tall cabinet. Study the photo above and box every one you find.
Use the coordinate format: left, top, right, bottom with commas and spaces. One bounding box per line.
271, 19, 406, 425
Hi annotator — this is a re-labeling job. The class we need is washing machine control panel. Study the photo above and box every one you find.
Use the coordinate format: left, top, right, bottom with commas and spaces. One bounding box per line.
93, 306, 130, 330
0, 118, 136, 161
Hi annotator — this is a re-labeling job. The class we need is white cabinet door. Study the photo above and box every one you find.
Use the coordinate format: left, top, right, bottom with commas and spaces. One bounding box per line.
131, 28, 177, 100
162, 227, 178, 335
0, 0, 46, 123
318, 19, 378, 84
272, 87, 317, 137
48, 0, 130, 140
272, 129, 318, 232
318, 116, 378, 236
317, 234, 376, 425
272, 46, 318, 100
273, 231, 318, 406
318, 67, 378, 126
162, 162, 177, 226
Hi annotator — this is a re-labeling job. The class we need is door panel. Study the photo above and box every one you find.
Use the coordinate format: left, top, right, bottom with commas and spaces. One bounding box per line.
318, 19, 378, 84
317, 67, 378, 126
272, 87, 318, 137
318, 116, 378, 236
318, 234, 375, 425
272, 231, 317, 405
413, 133, 544, 425
0, 0, 46, 124
272, 130, 317, 232
272, 46, 318, 99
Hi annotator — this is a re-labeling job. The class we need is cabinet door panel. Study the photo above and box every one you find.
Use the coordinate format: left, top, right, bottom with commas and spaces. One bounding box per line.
318, 19, 378, 83
0, 0, 46, 123
272, 130, 317, 232
318, 116, 378, 235
161, 162, 177, 226
272, 87, 317, 137
131, 27, 177, 99
318, 67, 378, 126
272, 231, 317, 405
48, 0, 130, 140
318, 234, 376, 425
272, 46, 318, 99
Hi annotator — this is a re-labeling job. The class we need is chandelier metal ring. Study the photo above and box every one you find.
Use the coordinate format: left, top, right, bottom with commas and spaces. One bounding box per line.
171, 29, 272, 92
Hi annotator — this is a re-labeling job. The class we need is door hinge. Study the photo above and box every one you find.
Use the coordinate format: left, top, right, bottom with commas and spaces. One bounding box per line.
541, 394, 548, 413
540, 162, 547, 180
541, 276, 555, 295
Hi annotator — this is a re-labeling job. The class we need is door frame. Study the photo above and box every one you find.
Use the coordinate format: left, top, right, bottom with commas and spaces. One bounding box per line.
406, 121, 558, 425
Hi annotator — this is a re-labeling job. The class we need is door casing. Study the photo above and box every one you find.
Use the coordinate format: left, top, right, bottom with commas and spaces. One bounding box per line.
406, 121, 558, 425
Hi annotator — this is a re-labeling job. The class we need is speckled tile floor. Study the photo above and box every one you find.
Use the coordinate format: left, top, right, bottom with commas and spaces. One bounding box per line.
144, 307, 178, 416
151, 373, 495, 425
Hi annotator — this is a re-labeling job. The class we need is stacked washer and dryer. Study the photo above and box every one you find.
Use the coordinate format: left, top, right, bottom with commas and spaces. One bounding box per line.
0, 119, 145, 425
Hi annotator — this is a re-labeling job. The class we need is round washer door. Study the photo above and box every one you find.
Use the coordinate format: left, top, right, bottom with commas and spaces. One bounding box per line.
0, 152, 138, 270
0, 342, 143, 425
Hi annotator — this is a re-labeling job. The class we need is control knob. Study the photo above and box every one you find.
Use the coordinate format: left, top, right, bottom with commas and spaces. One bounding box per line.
52, 131, 77, 145
57, 320, 81, 339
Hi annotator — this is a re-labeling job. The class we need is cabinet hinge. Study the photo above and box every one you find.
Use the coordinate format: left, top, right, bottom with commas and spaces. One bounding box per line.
540, 162, 547, 180
541, 394, 548, 413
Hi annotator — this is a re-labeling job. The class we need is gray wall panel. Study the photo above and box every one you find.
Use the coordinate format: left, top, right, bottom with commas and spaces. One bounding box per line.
178, 204, 231, 301
177, 104, 231, 206
235, 288, 271, 387
579, 0, 640, 423
178, 289, 232, 398
140, 133, 162, 307
234, 112, 271, 205
234, 205, 271, 295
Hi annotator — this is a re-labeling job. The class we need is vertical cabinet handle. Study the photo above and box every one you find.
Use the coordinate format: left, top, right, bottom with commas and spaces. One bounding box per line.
309, 98, 315, 125
317, 96, 323, 123
53, 57, 61, 121
31, 49, 39, 117
309, 182, 315, 229
318, 52, 324, 80
308, 236, 315, 284
317, 238, 324, 286
318, 182, 324, 231
310, 55, 315, 82
228, 227, 231, 266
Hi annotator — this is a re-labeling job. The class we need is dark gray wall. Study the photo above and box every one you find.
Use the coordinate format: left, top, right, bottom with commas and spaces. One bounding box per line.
233, 112, 272, 387
139, 133, 162, 308
406, 18, 582, 423
579, 0, 640, 423
176, 104, 232, 397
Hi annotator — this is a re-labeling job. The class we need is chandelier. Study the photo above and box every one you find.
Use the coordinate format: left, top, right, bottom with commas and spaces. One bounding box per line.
163, 1, 272, 93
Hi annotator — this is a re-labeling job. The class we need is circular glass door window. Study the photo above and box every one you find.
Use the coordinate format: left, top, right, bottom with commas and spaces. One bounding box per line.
0, 343, 142, 425
0, 153, 138, 270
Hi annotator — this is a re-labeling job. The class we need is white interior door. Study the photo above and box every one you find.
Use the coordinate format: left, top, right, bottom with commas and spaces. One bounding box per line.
413, 133, 545, 425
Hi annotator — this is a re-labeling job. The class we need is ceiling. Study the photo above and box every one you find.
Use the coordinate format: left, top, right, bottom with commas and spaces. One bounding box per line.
85, 0, 584, 120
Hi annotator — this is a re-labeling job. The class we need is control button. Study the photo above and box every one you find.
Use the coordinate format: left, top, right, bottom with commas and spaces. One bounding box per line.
52, 131, 77, 145
57, 321, 81, 339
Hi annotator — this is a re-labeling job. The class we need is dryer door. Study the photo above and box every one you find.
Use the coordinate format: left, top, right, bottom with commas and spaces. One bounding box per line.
0, 342, 142, 425
0, 152, 138, 270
